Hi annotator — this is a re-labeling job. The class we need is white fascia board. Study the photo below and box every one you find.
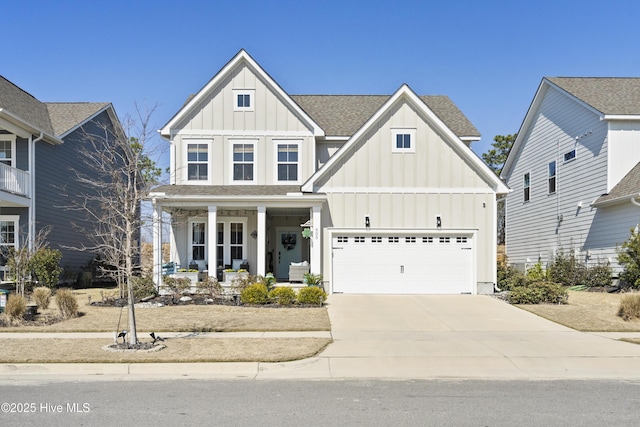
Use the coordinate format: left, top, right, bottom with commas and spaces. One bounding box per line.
0, 109, 62, 145
460, 136, 481, 142
304, 84, 507, 194
315, 187, 498, 194
603, 115, 640, 121
591, 194, 640, 208
160, 50, 324, 138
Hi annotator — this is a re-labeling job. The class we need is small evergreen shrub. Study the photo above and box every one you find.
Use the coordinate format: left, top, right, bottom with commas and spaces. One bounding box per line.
240, 283, 269, 305
525, 262, 547, 281
5, 294, 27, 323
298, 286, 327, 305
618, 228, 640, 288
548, 250, 585, 287
129, 276, 158, 300
32, 286, 52, 310
269, 286, 297, 305
29, 248, 63, 288
55, 288, 79, 319
497, 264, 526, 291
196, 276, 223, 298
508, 281, 568, 305
618, 294, 640, 321
582, 261, 612, 287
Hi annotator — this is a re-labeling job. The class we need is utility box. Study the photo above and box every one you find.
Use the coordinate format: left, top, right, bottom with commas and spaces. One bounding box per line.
0, 289, 8, 313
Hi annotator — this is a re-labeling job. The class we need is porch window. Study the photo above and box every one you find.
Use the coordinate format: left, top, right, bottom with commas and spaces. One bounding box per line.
191, 222, 205, 261
187, 143, 208, 181
217, 223, 224, 268
277, 143, 298, 181
0, 137, 15, 166
217, 219, 247, 267
233, 143, 254, 181
230, 223, 243, 260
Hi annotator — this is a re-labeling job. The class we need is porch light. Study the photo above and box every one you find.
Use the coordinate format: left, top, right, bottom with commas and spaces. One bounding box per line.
251, 230, 257, 239
365, 215, 370, 228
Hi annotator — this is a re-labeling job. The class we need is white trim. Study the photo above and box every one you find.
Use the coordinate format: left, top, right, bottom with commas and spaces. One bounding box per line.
229, 139, 257, 184
184, 139, 211, 184
273, 140, 301, 184
603, 114, 640, 121
233, 89, 255, 112
563, 148, 577, 163
188, 218, 207, 265
160, 50, 324, 138
0, 214, 20, 249
315, 186, 498, 194
173, 129, 314, 138
391, 128, 416, 153
216, 217, 248, 267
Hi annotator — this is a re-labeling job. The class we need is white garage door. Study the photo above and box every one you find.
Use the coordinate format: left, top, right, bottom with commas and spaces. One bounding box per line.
332, 233, 474, 294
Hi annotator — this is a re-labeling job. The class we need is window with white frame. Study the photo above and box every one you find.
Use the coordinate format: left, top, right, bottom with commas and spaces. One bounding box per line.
191, 221, 206, 261
0, 136, 16, 166
0, 216, 18, 278
217, 219, 247, 266
548, 161, 556, 194
187, 143, 208, 181
392, 129, 416, 153
276, 143, 299, 181
232, 143, 255, 182
233, 89, 255, 111
524, 172, 531, 202
564, 149, 576, 163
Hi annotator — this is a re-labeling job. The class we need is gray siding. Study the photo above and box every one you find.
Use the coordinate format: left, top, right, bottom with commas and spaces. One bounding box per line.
505, 85, 609, 267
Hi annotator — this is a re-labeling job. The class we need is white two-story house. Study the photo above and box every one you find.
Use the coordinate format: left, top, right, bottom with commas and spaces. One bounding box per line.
502, 77, 640, 273
150, 50, 508, 294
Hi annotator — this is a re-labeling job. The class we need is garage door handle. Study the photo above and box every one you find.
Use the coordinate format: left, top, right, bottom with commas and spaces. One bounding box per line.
461, 247, 472, 250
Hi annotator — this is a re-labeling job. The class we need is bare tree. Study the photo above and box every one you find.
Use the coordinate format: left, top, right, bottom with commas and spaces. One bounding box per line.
62, 103, 161, 345
3, 226, 53, 296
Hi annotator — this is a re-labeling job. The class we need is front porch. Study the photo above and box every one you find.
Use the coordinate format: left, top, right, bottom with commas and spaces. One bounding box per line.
151, 196, 323, 289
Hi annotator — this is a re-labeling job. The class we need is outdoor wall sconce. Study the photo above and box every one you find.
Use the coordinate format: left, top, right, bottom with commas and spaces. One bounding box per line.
250, 230, 257, 239
436, 215, 442, 229
365, 215, 370, 228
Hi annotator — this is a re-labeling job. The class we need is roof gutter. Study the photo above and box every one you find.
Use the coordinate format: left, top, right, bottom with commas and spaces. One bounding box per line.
631, 195, 640, 208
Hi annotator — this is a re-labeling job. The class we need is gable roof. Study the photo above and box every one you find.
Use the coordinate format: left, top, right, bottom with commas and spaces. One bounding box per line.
547, 77, 640, 116
301, 84, 508, 194
160, 49, 324, 138
46, 102, 112, 137
291, 95, 480, 139
593, 161, 640, 206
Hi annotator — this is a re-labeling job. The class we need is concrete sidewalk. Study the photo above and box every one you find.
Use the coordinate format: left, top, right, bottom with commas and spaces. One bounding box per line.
3, 294, 640, 381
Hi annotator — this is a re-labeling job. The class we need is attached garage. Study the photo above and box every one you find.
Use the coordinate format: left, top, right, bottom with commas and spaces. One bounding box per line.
331, 231, 475, 294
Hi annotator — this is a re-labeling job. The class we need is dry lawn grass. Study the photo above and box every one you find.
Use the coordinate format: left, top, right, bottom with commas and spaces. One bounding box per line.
0, 337, 331, 363
517, 290, 640, 332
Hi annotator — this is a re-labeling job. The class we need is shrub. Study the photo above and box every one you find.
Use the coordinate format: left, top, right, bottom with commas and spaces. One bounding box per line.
240, 283, 269, 305
618, 228, 640, 288
232, 274, 255, 294
508, 281, 568, 305
5, 294, 27, 323
32, 286, 52, 310
29, 248, 63, 288
269, 286, 297, 305
582, 261, 612, 287
55, 288, 79, 319
525, 262, 547, 281
618, 294, 640, 321
303, 273, 323, 286
162, 276, 192, 295
256, 273, 276, 291
497, 264, 526, 291
196, 276, 223, 298
548, 249, 585, 287
298, 286, 327, 306
128, 276, 158, 301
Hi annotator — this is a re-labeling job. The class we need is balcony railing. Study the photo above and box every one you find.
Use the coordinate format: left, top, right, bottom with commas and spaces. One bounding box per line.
0, 162, 30, 197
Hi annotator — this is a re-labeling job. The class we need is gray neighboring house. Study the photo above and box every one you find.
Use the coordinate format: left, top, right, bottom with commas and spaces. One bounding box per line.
150, 50, 508, 294
502, 77, 640, 273
0, 75, 123, 281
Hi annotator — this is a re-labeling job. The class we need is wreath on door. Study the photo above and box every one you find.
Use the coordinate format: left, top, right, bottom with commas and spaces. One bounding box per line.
281, 233, 297, 251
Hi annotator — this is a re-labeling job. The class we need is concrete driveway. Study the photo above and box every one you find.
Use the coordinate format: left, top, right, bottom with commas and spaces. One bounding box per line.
279, 294, 640, 380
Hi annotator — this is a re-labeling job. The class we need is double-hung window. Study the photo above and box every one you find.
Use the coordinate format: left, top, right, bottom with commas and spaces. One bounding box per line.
187, 143, 208, 181
233, 143, 255, 182
0, 136, 15, 166
523, 172, 531, 202
276, 143, 299, 182
233, 89, 255, 111
392, 129, 416, 153
0, 216, 18, 280
548, 161, 556, 194
191, 222, 205, 261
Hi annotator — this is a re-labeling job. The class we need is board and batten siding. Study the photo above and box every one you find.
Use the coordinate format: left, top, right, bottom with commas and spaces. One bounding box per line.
171, 62, 315, 185
315, 97, 497, 286
505, 85, 609, 267
608, 121, 640, 191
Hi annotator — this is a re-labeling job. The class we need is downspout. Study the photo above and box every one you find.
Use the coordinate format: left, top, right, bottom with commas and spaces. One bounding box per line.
29, 132, 44, 251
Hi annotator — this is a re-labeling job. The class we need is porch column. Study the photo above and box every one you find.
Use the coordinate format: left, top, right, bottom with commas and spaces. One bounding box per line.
207, 205, 217, 279
257, 206, 266, 276
311, 205, 322, 274
152, 200, 163, 288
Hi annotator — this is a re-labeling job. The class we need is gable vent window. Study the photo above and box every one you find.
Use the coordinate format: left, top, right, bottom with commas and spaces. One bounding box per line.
392, 129, 416, 153
564, 149, 576, 163
523, 172, 530, 202
548, 161, 556, 194
233, 89, 255, 111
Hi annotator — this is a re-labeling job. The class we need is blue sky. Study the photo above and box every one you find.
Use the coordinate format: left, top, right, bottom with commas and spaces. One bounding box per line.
4, 0, 640, 168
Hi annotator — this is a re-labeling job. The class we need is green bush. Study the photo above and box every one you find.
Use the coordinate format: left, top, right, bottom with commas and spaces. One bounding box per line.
508, 281, 568, 305
548, 249, 585, 287
269, 286, 297, 305
298, 286, 327, 305
129, 276, 158, 301
256, 273, 276, 291
618, 228, 640, 288
5, 294, 27, 323
303, 273, 323, 286
497, 264, 526, 291
29, 248, 62, 288
55, 288, 79, 319
525, 262, 547, 281
32, 286, 52, 310
618, 294, 640, 321
196, 276, 223, 298
582, 261, 612, 287
240, 283, 269, 305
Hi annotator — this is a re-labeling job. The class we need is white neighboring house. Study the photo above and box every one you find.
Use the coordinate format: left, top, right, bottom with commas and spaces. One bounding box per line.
150, 49, 508, 294
502, 77, 640, 273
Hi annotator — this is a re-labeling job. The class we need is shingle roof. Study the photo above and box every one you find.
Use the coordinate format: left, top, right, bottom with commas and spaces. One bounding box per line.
547, 77, 640, 115
595, 161, 640, 205
152, 185, 302, 197
290, 95, 480, 138
0, 75, 54, 134
45, 102, 110, 136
